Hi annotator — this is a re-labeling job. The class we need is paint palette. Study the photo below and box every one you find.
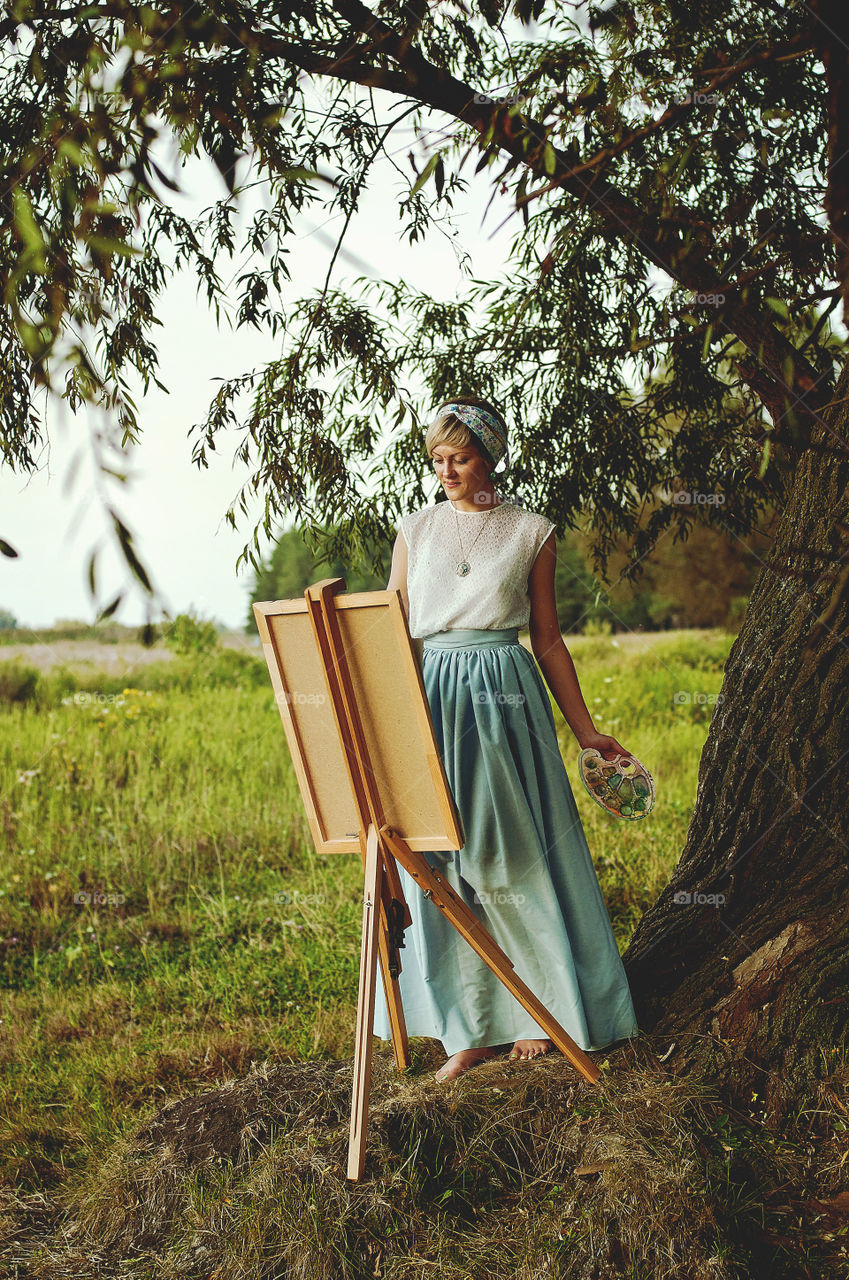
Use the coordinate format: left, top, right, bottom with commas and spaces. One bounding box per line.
577, 749, 655, 820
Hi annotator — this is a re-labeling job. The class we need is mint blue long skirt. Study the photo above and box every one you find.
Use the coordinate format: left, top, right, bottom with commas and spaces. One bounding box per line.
372, 628, 639, 1058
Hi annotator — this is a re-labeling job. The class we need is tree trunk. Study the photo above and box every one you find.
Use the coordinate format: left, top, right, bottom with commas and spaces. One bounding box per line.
623, 352, 849, 1113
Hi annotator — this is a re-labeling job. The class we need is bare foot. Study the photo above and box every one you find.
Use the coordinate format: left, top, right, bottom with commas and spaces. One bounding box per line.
509, 1037, 553, 1062
434, 1045, 501, 1083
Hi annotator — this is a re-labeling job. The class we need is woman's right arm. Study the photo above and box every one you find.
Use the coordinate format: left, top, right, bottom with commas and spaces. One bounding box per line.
386, 529, 410, 621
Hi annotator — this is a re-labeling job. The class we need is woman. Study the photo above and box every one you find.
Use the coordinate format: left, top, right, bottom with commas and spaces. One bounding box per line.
375, 395, 639, 1082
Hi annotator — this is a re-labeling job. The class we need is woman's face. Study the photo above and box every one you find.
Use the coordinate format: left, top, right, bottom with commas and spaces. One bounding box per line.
430, 441, 492, 500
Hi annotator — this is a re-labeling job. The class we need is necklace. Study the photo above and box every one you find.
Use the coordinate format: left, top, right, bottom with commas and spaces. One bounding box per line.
452, 498, 501, 576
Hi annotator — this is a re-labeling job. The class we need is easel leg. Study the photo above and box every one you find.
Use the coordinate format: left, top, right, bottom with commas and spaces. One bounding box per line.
347, 824, 383, 1181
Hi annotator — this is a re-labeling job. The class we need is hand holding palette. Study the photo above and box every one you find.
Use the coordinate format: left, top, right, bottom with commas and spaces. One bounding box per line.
577, 749, 656, 820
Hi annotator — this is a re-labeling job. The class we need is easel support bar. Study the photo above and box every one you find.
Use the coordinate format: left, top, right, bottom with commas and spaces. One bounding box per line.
380, 825, 600, 1085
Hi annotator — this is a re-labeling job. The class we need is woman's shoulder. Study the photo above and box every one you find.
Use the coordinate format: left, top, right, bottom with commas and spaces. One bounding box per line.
509, 500, 556, 535
397, 503, 440, 539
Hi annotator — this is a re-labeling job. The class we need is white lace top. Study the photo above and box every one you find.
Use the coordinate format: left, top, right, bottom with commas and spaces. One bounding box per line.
399, 498, 556, 639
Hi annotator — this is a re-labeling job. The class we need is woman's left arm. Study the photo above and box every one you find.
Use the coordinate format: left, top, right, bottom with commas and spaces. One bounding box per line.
527, 531, 631, 763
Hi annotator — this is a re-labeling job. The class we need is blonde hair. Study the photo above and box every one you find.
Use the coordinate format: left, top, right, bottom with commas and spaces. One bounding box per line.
423, 395, 507, 473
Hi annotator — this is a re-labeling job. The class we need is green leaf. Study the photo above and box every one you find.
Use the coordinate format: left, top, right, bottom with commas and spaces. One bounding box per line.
410, 153, 439, 197
758, 438, 771, 479
279, 167, 335, 188
57, 139, 87, 166
82, 233, 140, 258
147, 157, 182, 193
764, 296, 790, 321
762, 108, 791, 124
434, 155, 445, 200
110, 511, 153, 592
12, 190, 46, 263
96, 593, 124, 622
17, 321, 52, 358
542, 142, 557, 175
0, 538, 19, 559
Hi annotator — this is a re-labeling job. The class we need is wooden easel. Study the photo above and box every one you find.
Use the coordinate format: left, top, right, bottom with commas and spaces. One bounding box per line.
255, 580, 600, 1183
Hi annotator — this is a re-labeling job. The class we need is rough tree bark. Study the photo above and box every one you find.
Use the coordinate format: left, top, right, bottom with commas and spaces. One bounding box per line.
623, 354, 849, 1112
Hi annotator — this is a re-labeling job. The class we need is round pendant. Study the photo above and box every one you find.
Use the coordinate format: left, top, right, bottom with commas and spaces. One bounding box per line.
457, 561, 470, 577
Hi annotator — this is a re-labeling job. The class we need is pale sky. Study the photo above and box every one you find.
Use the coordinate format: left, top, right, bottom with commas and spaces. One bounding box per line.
0, 99, 526, 632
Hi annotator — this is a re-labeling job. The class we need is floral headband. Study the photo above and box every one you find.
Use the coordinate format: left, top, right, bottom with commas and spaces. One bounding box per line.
437, 402, 510, 470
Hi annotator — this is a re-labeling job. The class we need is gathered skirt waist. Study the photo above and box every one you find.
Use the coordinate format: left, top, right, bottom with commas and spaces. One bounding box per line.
421, 627, 521, 650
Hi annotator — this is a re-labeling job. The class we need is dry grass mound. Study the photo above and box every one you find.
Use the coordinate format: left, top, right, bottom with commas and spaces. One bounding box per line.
3, 1036, 751, 1280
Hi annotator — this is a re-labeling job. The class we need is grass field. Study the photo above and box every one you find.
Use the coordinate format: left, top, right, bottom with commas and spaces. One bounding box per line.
2, 626, 843, 1278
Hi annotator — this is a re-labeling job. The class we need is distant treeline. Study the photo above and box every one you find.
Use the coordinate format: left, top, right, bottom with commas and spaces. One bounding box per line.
0, 619, 158, 644
0, 618, 224, 647
248, 502, 776, 635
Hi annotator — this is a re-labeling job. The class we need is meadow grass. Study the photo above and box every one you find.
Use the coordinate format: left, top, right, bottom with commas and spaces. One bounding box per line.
0, 628, 731, 1202
2, 629, 846, 1279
